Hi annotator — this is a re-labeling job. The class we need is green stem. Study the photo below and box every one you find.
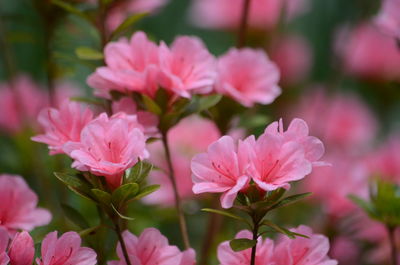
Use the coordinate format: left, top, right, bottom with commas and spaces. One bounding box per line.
250, 217, 259, 265
237, 0, 252, 48
114, 221, 132, 265
388, 225, 398, 265
161, 131, 191, 249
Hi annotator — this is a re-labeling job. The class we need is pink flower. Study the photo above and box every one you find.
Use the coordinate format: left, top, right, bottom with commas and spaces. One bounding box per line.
290, 88, 377, 152
144, 115, 221, 205
87, 31, 159, 99
106, 0, 169, 32
329, 236, 360, 265
112, 97, 159, 137
304, 153, 368, 218
64, 112, 148, 188
269, 35, 313, 85
0, 75, 48, 133
273, 225, 337, 265
247, 118, 325, 191
0, 228, 34, 265
108, 228, 195, 265
158, 36, 217, 98
191, 136, 252, 208
189, 0, 309, 30
217, 230, 275, 265
216, 48, 281, 107
32, 100, 94, 155
375, 0, 400, 39
0, 174, 51, 233
367, 135, 400, 184
336, 23, 400, 81
36, 231, 97, 265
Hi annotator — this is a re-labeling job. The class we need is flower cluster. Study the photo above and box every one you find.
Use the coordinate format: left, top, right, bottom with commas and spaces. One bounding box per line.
87, 31, 281, 107
218, 225, 337, 265
191, 118, 325, 208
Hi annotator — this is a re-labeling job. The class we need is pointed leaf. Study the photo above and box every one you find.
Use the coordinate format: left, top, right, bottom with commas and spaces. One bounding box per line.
261, 220, 309, 239
197, 94, 223, 112
202, 208, 250, 226
229, 238, 257, 252
133, 185, 160, 200
349, 195, 377, 218
70, 96, 105, 106
111, 204, 135, 221
79, 225, 102, 237
110, 13, 148, 40
54, 172, 94, 200
112, 183, 139, 208
270, 192, 312, 210
91, 189, 112, 205
52, 0, 90, 21
61, 204, 89, 229
126, 161, 153, 184
142, 94, 162, 115
75, 47, 104, 60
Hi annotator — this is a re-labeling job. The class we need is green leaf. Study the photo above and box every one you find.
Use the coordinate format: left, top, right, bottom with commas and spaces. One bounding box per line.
197, 94, 223, 112
75, 47, 104, 60
349, 195, 376, 217
111, 204, 135, 221
112, 183, 139, 208
126, 161, 153, 184
134, 185, 160, 200
202, 208, 252, 227
79, 225, 102, 237
61, 204, 90, 229
54, 172, 94, 200
270, 192, 312, 210
229, 238, 257, 252
110, 13, 148, 40
261, 220, 309, 239
142, 94, 162, 115
70, 97, 105, 106
91, 189, 112, 205
52, 0, 90, 21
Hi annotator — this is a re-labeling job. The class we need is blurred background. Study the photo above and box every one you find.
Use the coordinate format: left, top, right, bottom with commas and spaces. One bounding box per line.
1, 0, 400, 264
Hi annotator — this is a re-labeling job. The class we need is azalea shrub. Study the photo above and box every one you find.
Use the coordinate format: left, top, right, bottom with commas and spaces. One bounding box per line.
1, 0, 400, 265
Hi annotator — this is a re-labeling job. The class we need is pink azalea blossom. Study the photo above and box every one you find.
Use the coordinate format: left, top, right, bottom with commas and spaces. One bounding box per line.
0, 227, 34, 265
144, 115, 220, 205
375, 0, 400, 39
336, 23, 400, 81
304, 153, 368, 218
106, 0, 169, 32
291, 88, 377, 152
273, 225, 337, 265
64, 112, 148, 188
87, 31, 159, 99
367, 135, 400, 184
191, 135, 252, 208
112, 97, 159, 137
36, 231, 97, 265
189, 0, 309, 30
216, 48, 281, 107
217, 230, 275, 265
0, 174, 51, 233
0, 75, 48, 133
108, 228, 195, 265
32, 100, 94, 155
247, 118, 325, 192
158, 36, 217, 98
269, 35, 313, 85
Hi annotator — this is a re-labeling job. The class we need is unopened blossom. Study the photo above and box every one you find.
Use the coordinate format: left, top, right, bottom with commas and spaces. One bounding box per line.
189, 0, 309, 30
191, 136, 252, 208
273, 225, 337, 265
217, 230, 275, 265
269, 35, 313, 85
108, 228, 195, 265
367, 135, 400, 184
64, 112, 148, 188
0, 75, 48, 133
336, 23, 400, 81
36, 231, 97, 265
304, 153, 368, 218
106, 0, 169, 31
158, 36, 217, 98
216, 48, 281, 107
0, 174, 51, 233
87, 31, 159, 98
291, 88, 377, 152
112, 97, 159, 137
0, 228, 34, 265
247, 118, 325, 192
144, 115, 220, 205
32, 100, 94, 155
375, 0, 400, 39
